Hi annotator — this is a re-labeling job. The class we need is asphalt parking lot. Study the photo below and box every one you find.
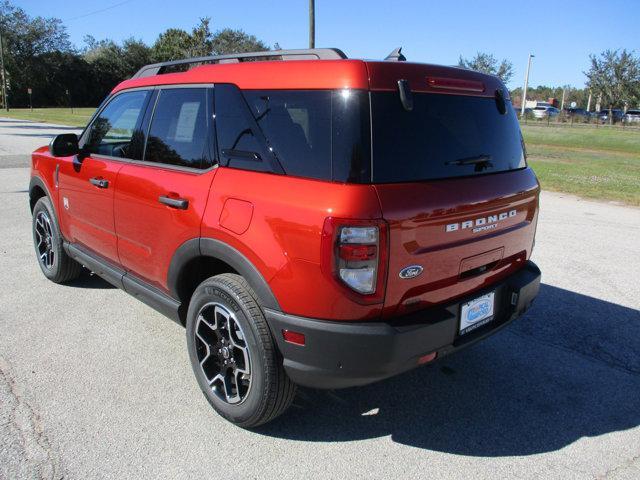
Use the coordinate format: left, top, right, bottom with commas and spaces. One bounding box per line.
1, 118, 639, 479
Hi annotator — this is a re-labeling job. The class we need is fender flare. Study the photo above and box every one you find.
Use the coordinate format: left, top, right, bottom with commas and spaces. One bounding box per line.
28, 175, 53, 211
167, 238, 281, 312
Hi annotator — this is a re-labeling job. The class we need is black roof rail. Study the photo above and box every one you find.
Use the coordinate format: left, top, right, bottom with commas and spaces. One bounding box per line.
131, 48, 348, 79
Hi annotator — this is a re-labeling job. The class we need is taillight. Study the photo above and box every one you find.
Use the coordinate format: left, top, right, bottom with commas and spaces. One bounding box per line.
321, 218, 388, 304
338, 226, 379, 294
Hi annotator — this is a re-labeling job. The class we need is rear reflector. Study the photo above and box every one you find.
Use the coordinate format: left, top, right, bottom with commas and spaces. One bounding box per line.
339, 244, 377, 261
282, 329, 306, 346
426, 77, 485, 92
418, 352, 437, 365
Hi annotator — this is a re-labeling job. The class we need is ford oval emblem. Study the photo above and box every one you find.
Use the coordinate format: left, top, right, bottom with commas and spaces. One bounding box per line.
399, 265, 423, 279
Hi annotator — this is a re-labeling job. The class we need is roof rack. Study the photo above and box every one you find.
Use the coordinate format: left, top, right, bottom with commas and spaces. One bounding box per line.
131, 48, 348, 79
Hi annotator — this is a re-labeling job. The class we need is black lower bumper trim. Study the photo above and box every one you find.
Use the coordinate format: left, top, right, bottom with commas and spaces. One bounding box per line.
264, 261, 541, 389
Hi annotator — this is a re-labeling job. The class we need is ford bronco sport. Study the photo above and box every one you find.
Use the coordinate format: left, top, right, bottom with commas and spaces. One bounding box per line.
30, 48, 541, 427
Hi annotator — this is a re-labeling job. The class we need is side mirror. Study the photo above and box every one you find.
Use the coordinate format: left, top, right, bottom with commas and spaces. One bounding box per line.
49, 133, 79, 157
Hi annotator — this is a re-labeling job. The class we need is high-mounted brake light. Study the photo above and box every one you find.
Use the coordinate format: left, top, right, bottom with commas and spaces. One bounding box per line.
426, 77, 485, 93
321, 218, 388, 304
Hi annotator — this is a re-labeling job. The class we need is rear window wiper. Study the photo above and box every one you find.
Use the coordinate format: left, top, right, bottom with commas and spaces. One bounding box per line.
445, 154, 493, 171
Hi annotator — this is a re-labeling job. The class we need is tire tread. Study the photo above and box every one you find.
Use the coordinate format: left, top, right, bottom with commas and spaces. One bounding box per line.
189, 273, 296, 427
33, 197, 83, 284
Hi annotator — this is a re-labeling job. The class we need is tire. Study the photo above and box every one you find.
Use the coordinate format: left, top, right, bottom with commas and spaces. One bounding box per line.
32, 196, 83, 283
186, 273, 296, 428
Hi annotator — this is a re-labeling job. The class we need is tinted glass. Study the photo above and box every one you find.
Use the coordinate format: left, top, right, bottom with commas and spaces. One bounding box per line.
214, 84, 272, 173
330, 90, 371, 183
243, 90, 331, 180
145, 88, 210, 169
371, 92, 526, 183
217, 87, 370, 182
84, 90, 149, 159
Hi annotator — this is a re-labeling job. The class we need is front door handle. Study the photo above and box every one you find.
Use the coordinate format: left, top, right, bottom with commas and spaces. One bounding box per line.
89, 177, 109, 189
159, 195, 189, 210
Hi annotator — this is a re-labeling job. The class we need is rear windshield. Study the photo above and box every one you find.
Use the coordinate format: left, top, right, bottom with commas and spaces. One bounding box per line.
370, 92, 526, 183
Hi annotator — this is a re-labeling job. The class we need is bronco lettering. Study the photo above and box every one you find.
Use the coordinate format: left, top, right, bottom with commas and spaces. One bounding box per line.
446, 209, 517, 233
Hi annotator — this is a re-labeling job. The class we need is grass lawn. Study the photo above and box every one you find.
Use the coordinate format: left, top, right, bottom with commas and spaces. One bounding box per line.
0, 107, 95, 127
522, 124, 640, 206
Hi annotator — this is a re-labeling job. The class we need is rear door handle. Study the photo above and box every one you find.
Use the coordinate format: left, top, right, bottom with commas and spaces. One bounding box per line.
159, 195, 189, 210
89, 177, 109, 189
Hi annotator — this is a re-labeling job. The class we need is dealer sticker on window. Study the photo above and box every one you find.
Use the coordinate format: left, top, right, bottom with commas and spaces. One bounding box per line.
459, 292, 495, 335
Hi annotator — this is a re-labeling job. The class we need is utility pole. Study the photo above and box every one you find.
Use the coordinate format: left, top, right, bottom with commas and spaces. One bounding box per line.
0, 33, 8, 111
309, 0, 315, 49
560, 88, 566, 111
521, 53, 534, 117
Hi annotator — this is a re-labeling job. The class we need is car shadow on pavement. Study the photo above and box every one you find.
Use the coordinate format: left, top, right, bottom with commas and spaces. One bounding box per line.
66, 271, 116, 289
258, 284, 640, 457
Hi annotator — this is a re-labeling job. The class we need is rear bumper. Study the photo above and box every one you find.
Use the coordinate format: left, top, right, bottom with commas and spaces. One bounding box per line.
265, 260, 541, 389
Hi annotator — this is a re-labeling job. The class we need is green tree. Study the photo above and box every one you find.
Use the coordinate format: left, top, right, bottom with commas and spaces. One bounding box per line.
189, 18, 214, 57
211, 28, 268, 55
82, 35, 153, 100
458, 52, 514, 84
152, 18, 214, 61
122, 38, 153, 73
0, 2, 271, 106
152, 28, 192, 61
585, 49, 640, 117
83, 36, 128, 99
0, 0, 72, 106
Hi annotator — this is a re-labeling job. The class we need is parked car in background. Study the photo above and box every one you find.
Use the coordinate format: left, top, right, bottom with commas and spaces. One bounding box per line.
516, 106, 533, 117
532, 106, 560, 119
598, 109, 624, 124
623, 109, 640, 123
564, 107, 589, 120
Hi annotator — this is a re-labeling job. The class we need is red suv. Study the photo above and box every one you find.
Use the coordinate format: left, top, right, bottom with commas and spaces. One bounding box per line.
30, 48, 541, 427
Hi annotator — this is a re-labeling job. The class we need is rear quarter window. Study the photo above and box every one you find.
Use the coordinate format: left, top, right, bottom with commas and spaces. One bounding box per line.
243, 90, 332, 180
214, 86, 371, 182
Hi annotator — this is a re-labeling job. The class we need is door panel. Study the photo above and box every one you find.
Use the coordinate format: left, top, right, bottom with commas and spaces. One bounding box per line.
114, 165, 215, 290
58, 88, 152, 263
114, 86, 215, 292
57, 156, 122, 262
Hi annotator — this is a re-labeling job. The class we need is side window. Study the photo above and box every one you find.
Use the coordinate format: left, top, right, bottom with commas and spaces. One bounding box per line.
83, 90, 149, 159
144, 88, 211, 169
243, 90, 331, 180
214, 84, 272, 172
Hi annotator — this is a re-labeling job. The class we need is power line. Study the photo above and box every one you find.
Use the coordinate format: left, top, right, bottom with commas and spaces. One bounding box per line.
65, 0, 136, 21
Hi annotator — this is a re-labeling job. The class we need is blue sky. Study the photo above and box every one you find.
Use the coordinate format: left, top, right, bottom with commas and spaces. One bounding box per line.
18, 0, 640, 89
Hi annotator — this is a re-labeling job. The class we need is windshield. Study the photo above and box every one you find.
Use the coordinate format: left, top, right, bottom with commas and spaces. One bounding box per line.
370, 92, 526, 183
